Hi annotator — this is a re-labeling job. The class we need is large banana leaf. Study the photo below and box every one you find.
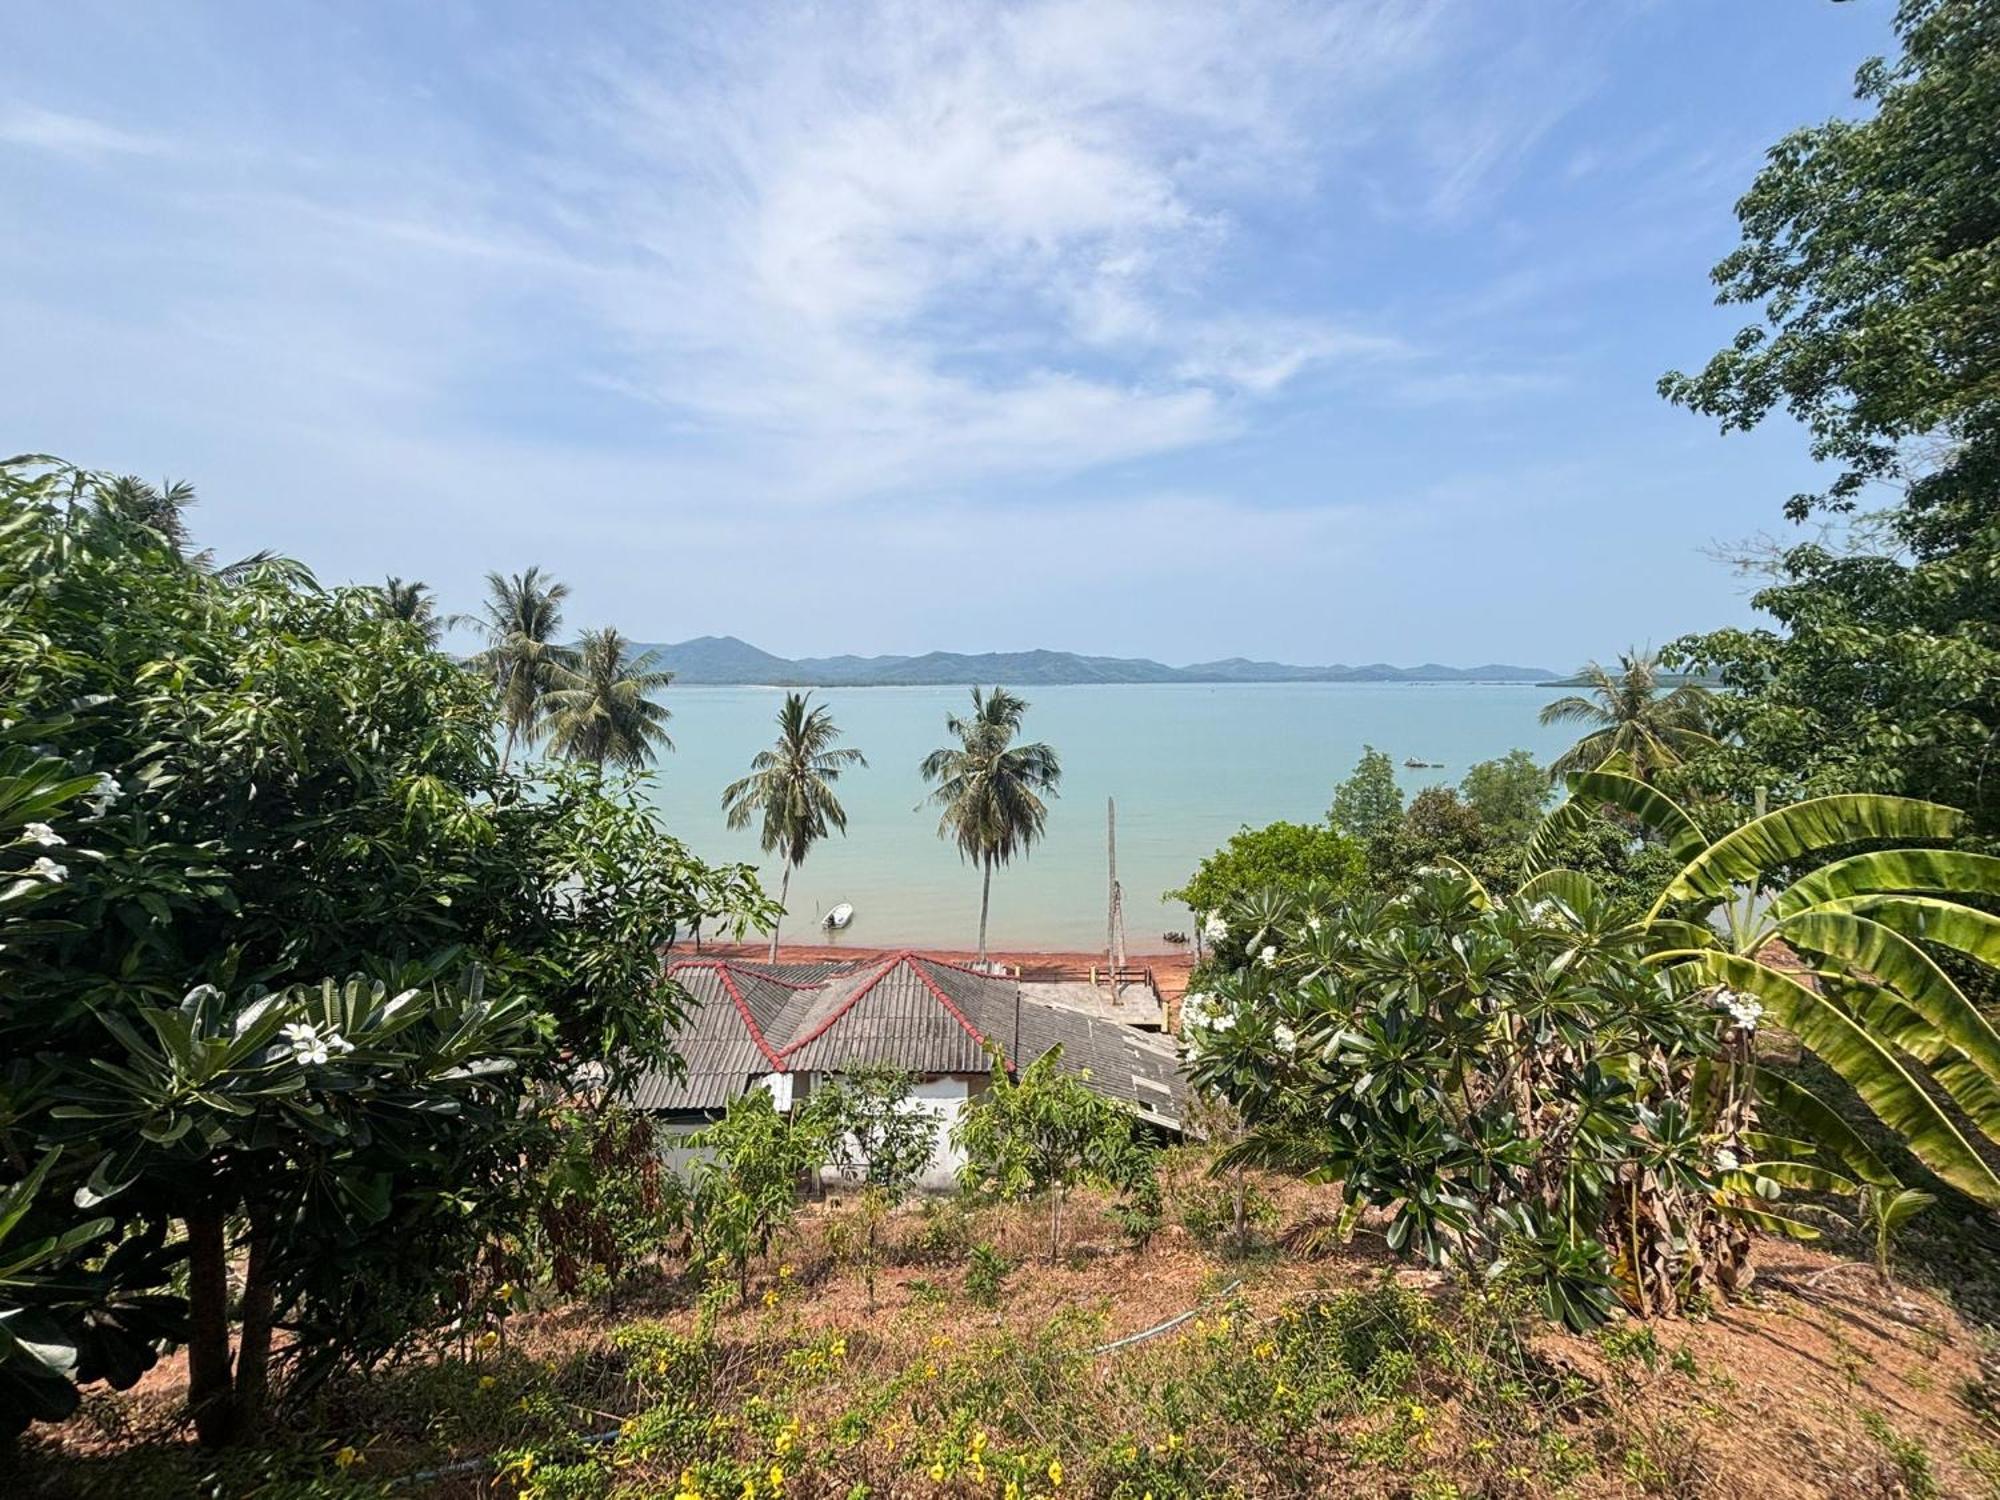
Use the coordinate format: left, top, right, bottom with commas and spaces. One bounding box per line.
1776, 911, 2000, 1089
1680, 952, 2000, 1205
1527, 769, 1707, 874
1755, 1071, 1899, 1190
1772, 850, 2000, 920
1517, 868, 1602, 911
1834, 895, 2000, 969
1650, 797, 1963, 917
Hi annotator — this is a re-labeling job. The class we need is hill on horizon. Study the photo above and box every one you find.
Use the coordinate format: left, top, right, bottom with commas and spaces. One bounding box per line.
632, 636, 1559, 687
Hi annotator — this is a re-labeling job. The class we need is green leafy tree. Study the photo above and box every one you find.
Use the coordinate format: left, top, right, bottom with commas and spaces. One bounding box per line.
1186, 871, 1740, 1328
0, 459, 773, 1440
1459, 750, 1551, 845
800, 1065, 934, 1306
919, 687, 1062, 966
687, 1090, 823, 1303
722, 692, 867, 959
543, 627, 676, 771
477, 566, 576, 771
1167, 820, 1364, 923
954, 1047, 1145, 1263
1538, 651, 1716, 781
1327, 745, 1404, 838
1659, 0, 2000, 831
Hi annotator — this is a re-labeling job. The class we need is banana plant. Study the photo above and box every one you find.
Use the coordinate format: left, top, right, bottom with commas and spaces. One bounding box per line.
1527, 765, 2000, 1210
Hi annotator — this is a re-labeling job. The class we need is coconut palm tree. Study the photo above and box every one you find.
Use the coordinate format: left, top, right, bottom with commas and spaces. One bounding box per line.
542, 627, 675, 771
721, 693, 868, 960
919, 687, 1061, 967
377, 576, 453, 649
1538, 650, 1716, 781
476, 567, 575, 770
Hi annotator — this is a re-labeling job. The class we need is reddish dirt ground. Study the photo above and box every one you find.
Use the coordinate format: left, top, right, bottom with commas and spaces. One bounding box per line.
686, 941, 1199, 1010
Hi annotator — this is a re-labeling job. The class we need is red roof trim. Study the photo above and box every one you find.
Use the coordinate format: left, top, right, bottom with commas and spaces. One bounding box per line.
773, 950, 1002, 1068
667, 958, 786, 1070
906, 955, 1006, 1069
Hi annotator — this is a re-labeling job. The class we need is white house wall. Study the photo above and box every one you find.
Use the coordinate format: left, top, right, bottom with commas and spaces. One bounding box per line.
810, 1072, 977, 1195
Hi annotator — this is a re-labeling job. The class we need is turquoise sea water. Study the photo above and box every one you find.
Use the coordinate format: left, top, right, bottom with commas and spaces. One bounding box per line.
640, 683, 1576, 953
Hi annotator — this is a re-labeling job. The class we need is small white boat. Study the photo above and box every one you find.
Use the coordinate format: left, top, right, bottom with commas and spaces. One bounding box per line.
821, 902, 855, 931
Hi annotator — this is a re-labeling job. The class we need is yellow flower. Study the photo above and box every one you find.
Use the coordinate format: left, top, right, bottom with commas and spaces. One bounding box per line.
929, 1463, 947, 1482
1004, 1483, 1022, 1500
762, 1289, 780, 1309
477, 1329, 500, 1350
1408, 1403, 1428, 1424
923, 1363, 938, 1380
495, 1282, 515, 1301
1048, 1458, 1063, 1486
334, 1446, 362, 1470
1254, 1340, 1275, 1360
769, 1463, 785, 1490
1164, 1432, 1185, 1453
970, 1431, 988, 1454
479, 1375, 497, 1391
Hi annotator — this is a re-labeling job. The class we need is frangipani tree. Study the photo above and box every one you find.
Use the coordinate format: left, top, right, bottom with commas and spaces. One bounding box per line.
1528, 766, 2000, 1212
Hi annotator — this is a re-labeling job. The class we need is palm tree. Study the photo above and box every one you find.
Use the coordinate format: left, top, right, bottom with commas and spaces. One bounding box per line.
542, 627, 675, 771
919, 687, 1061, 967
1538, 649, 1716, 781
721, 693, 868, 960
476, 567, 575, 770
377, 576, 453, 649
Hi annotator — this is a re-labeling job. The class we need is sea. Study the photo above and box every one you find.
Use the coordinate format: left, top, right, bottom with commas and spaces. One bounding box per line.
638, 683, 1577, 954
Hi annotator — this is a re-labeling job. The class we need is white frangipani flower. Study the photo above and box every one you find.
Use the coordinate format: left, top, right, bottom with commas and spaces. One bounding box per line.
84, 774, 122, 819
23, 822, 64, 847
1305, 914, 1323, 934
1259, 944, 1279, 969
1528, 899, 1558, 923
1714, 1148, 1740, 1173
1201, 913, 1228, 944
1179, 991, 1222, 1034
1272, 1023, 1298, 1056
31, 856, 68, 883
1713, 988, 1764, 1032
282, 1020, 339, 1066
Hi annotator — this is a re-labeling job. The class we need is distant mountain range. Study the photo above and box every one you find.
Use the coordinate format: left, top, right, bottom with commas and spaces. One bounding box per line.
631, 636, 1560, 687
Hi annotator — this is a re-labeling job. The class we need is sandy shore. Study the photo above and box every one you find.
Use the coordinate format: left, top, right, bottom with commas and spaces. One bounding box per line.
682, 940, 1197, 1005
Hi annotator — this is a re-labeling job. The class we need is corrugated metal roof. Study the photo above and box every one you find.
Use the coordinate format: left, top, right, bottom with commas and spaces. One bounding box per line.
625, 951, 1186, 1128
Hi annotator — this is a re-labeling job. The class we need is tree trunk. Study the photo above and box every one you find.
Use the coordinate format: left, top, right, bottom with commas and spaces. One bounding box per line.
977, 856, 994, 967
185, 1204, 236, 1448
234, 1209, 278, 1428
1048, 1188, 1063, 1264
770, 864, 790, 963
499, 725, 516, 775
1232, 1168, 1246, 1249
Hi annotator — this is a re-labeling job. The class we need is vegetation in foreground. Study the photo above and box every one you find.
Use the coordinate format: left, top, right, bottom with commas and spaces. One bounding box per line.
14, 1173, 1995, 1500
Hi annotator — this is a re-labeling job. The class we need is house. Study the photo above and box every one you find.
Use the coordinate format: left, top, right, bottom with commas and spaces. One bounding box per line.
629, 950, 1187, 1191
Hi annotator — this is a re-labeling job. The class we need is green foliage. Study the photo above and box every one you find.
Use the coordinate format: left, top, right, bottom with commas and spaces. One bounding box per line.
954, 1046, 1150, 1262
1538, 651, 1716, 782
0, 457, 772, 1438
1541, 768, 2000, 1211
541, 626, 675, 771
1166, 819, 1364, 918
1457, 749, 1550, 844
1186, 869, 1735, 1327
919, 686, 1062, 963
721, 691, 867, 956
1328, 745, 1404, 839
800, 1064, 934, 1195
686, 1089, 823, 1301
1659, 0, 2000, 832
963, 1244, 1012, 1308
527, 1103, 685, 1297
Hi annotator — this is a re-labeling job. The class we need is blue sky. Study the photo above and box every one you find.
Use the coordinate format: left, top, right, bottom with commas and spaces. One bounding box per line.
1, 1, 1893, 668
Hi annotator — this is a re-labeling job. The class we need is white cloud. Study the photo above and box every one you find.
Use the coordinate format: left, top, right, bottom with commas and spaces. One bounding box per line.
0, 104, 168, 160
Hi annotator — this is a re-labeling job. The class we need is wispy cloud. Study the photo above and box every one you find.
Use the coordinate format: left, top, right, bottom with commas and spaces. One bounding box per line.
0, 104, 170, 160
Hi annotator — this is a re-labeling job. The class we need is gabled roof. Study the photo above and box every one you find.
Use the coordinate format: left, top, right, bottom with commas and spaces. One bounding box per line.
628, 951, 1187, 1128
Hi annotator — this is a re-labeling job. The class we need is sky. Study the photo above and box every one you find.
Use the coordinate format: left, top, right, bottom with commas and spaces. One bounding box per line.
1, 0, 1896, 669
